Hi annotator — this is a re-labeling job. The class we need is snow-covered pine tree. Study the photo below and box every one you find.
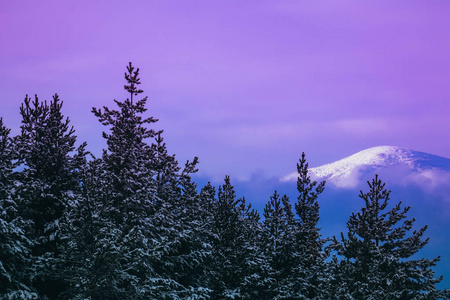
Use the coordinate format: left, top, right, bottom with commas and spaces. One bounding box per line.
329, 175, 450, 299
195, 182, 218, 296
158, 158, 213, 297
0, 118, 17, 206
0, 118, 37, 299
91, 63, 207, 298
91, 63, 178, 298
257, 191, 297, 299
16, 94, 84, 299
293, 152, 328, 299
152, 132, 181, 204
17, 94, 79, 237
210, 176, 261, 299
59, 154, 139, 300
238, 196, 262, 300
92, 62, 159, 225
210, 176, 242, 298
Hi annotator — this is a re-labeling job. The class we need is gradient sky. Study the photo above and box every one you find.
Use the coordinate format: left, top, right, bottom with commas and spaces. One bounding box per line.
2, 1, 450, 181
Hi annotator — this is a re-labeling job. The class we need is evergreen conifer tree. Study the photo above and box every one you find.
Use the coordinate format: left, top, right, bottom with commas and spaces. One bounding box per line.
153, 132, 181, 203
292, 152, 328, 299
210, 176, 243, 298
16, 94, 84, 299
257, 153, 327, 299
91, 63, 176, 298
91, 62, 206, 298
0, 118, 17, 205
0, 118, 37, 299
237, 196, 262, 300
258, 191, 297, 299
196, 182, 218, 296
57, 153, 131, 300
92, 62, 159, 225
210, 176, 261, 299
160, 159, 212, 296
17, 94, 79, 237
329, 175, 450, 299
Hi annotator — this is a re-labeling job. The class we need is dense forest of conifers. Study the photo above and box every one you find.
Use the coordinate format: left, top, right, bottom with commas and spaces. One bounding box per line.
1, 63, 449, 299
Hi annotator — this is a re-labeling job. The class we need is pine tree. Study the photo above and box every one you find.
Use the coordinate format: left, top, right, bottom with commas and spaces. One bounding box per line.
17, 94, 79, 237
293, 152, 328, 299
153, 132, 181, 204
91, 62, 206, 298
142, 155, 212, 299
258, 191, 297, 299
49, 145, 123, 300
210, 176, 261, 299
238, 196, 262, 300
159, 159, 213, 296
16, 94, 84, 299
257, 153, 328, 299
92, 62, 159, 212
0, 118, 17, 205
90, 63, 172, 298
329, 175, 450, 299
196, 182, 218, 296
210, 176, 243, 298
0, 118, 37, 299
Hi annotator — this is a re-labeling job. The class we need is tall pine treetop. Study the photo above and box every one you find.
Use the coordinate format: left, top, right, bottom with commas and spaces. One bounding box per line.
92, 62, 160, 190
19, 93, 78, 184
295, 152, 325, 248
329, 175, 450, 299
0, 118, 15, 187
124, 62, 144, 104
92, 62, 158, 145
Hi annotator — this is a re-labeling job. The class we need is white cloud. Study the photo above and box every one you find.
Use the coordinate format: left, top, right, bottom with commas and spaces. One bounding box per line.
334, 118, 388, 136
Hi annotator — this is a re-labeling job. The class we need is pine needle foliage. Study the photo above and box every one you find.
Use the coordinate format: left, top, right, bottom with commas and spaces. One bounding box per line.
329, 175, 450, 299
293, 152, 328, 299
0, 118, 37, 299
1, 63, 448, 299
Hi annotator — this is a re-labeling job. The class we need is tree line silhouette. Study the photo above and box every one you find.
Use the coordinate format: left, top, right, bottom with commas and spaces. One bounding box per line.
1, 63, 448, 299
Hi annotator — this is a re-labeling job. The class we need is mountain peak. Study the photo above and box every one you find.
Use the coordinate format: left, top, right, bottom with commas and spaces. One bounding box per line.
312, 146, 414, 179
281, 146, 450, 188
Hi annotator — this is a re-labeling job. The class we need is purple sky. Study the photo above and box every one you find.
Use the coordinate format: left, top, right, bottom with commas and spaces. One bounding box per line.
2, 1, 450, 181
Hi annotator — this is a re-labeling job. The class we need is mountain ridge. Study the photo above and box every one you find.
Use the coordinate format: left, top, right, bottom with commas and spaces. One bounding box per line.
281, 146, 450, 188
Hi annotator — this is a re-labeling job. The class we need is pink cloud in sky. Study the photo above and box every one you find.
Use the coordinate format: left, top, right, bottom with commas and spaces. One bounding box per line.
1, 1, 450, 180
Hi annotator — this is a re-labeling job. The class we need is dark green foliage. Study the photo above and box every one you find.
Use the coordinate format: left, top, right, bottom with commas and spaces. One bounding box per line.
17, 94, 80, 236
1, 63, 448, 299
89, 62, 207, 299
162, 161, 212, 291
15, 94, 86, 299
57, 156, 125, 299
0, 118, 17, 199
295, 152, 325, 262
92, 63, 159, 205
259, 191, 297, 298
329, 175, 450, 299
237, 196, 262, 300
257, 153, 329, 299
292, 152, 328, 299
0, 213, 36, 299
153, 132, 182, 204
0, 118, 37, 299
210, 176, 261, 299
210, 176, 244, 298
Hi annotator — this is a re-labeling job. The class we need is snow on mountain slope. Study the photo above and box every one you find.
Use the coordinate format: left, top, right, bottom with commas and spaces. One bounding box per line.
281, 146, 450, 188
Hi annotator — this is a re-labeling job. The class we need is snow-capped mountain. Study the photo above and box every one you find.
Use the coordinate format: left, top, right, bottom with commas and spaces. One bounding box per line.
281, 146, 450, 188
278, 146, 450, 289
